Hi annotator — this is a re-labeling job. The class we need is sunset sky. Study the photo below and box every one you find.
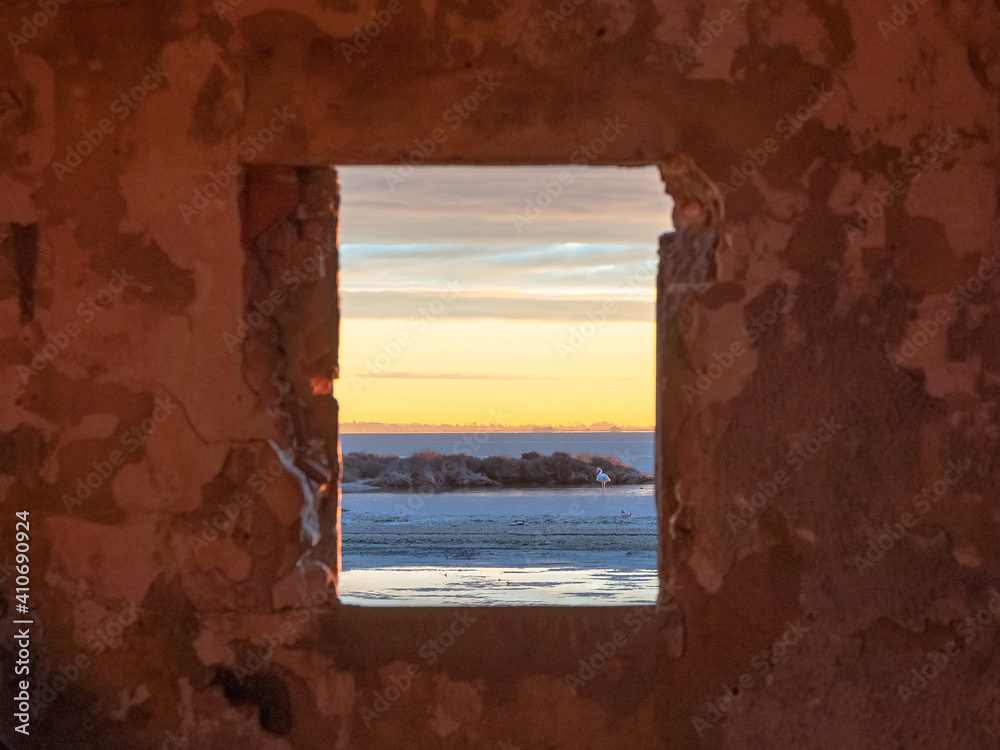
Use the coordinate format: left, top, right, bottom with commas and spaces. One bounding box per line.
335, 166, 673, 428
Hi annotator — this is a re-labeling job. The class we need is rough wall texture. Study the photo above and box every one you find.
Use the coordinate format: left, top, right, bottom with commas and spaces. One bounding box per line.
1, 0, 999, 748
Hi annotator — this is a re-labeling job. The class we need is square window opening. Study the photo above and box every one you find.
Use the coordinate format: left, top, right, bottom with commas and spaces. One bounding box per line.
333, 165, 673, 606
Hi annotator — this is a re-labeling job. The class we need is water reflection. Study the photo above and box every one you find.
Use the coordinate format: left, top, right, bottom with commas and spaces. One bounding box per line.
340, 555, 659, 606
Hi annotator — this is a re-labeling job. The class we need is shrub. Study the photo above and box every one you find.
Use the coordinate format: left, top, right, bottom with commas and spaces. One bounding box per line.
344, 452, 388, 479
480, 455, 520, 482
374, 470, 412, 489
339, 449, 650, 489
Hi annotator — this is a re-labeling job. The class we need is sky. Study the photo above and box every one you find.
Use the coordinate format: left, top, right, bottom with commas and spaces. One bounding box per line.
335, 165, 674, 429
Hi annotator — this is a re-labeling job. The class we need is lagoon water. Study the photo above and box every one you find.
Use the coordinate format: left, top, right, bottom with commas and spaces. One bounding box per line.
339, 432, 659, 606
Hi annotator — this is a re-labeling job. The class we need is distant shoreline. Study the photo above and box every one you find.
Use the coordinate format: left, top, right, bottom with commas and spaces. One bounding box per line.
340, 426, 655, 434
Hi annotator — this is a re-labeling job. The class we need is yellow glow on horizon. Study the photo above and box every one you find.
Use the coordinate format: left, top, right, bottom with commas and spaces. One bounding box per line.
337, 319, 654, 427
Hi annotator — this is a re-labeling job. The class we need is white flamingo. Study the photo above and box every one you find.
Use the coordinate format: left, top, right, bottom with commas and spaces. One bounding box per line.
596, 467, 610, 494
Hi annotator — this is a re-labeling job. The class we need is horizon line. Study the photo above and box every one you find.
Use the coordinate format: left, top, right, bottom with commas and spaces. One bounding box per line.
340, 421, 655, 433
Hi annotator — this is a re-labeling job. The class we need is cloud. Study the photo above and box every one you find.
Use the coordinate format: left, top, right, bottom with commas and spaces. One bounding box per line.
339, 242, 658, 300
340, 242, 656, 270
362, 371, 557, 380
337, 165, 674, 246
336, 166, 668, 322
341, 291, 654, 321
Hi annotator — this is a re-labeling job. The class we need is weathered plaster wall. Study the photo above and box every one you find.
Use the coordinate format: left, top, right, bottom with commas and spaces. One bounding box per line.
1, 0, 999, 747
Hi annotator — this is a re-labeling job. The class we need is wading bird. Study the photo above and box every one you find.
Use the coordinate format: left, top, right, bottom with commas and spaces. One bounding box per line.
596, 467, 610, 494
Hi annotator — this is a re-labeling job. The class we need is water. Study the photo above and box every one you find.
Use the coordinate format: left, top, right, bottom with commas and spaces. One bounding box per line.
339, 558, 660, 606
341, 484, 656, 516
338, 432, 658, 606
339, 431, 655, 474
